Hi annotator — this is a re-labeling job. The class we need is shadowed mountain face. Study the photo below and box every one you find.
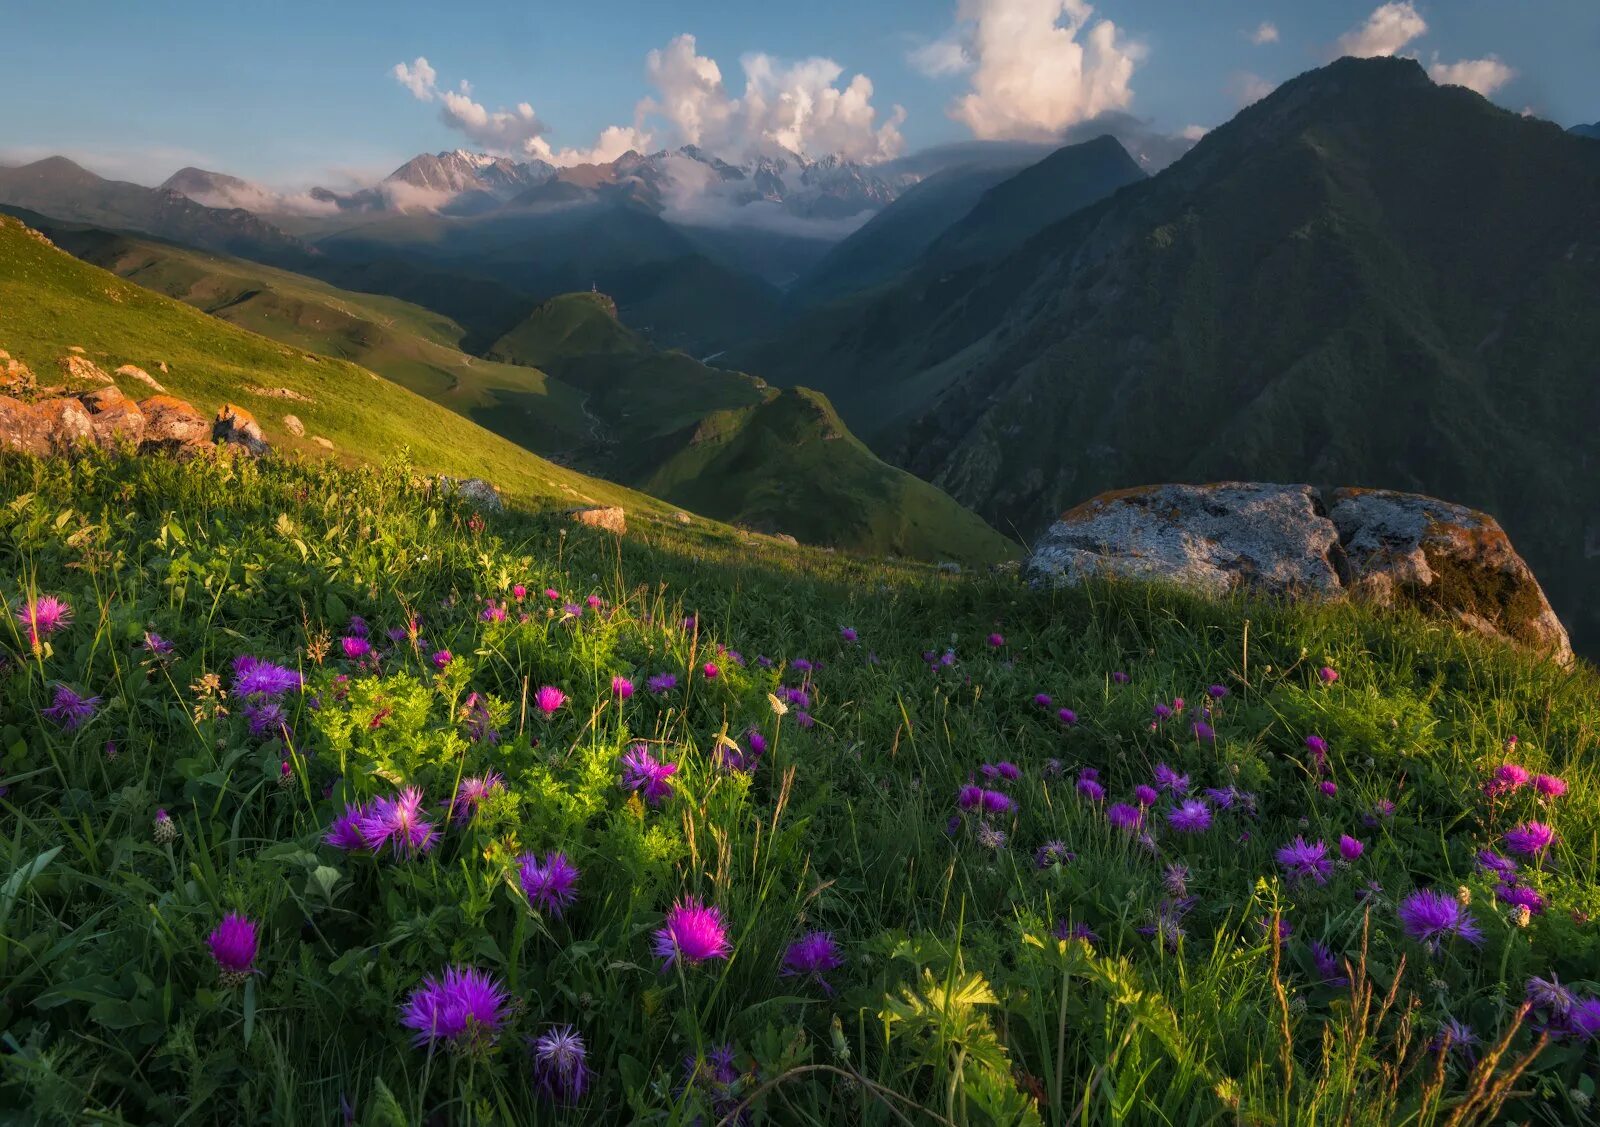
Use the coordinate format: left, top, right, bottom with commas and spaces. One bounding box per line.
1569, 122, 1600, 139
744, 56, 1600, 648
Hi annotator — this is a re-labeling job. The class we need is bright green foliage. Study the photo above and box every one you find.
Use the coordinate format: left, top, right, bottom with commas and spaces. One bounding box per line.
1, 450, 1596, 1124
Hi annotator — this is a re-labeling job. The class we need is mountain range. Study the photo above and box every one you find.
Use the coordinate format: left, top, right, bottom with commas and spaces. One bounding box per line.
743, 57, 1600, 648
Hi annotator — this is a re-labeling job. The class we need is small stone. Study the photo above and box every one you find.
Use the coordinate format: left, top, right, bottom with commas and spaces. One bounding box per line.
282, 414, 305, 437
114, 363, 166, 393
438, 476, 503, 513
570, 506, 626, 534
213, 403, 268, 455
673, 511, 692, 525
312, 436, 334, 451
59, 353, 112, 385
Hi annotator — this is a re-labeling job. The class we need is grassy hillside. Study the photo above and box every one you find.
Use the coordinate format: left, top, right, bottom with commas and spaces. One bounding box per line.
2, 449, 1596, 1123
492, 294, 1018, 560
0, 214, 650, 515
14, 212, 591, 454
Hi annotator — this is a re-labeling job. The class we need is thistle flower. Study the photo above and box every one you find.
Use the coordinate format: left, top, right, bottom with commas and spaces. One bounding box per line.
1153, 763, 1189, 794
1057, 707, 1078, 725
620, 745, 678, 806
701, 662, 719, 680
975, 822, 1008, 849
242, 699, 287, 739
1397, 890, 1484, 951
611, 675, 634, 699
1309, 940, 1348, 985
980, 789, 1014, 815
480, 601, 508, 624
1207, 684, 1229, 699
43, 684, 100, 730
1034, 840, 1074, 868
1495, 884, 1545, 915
1319, 780, 1338, 797
340, 636, 372, 661
1076, 775, 1105, 802
1191, 721, 1216, 743
652, 897, 731, 967
399, 966, 510, 1051
1504, 821, 1556, 858
530, 1025, 590, 1103
1033, 692, 1052, 708
16, 594, 72, 644
534, 685, 567, 717
1338, 835, 1365, 862
1430, 1018, 1479, 1063
1133, 784, 1159, 807
1317, 666, 1339, 684
1107, 802, 1143, 832
1304, 735, 1329, 768
358, 787, 439, 856
1532, 774, 1567, 800
839, 627, 857, 643
517, 851, 580, 917
153, 807, 177, 844
1475, 849, 1517, 882
982, 761, 1021, 783
431, 650, 453, 670
1166, 799, 1212, 834
452, 772, 505, 822
1484, 763, 1530, 799
323, 801, 370, 851
1111, 671, 1130, 684
233, 656, 302, 697
1276, 837, 1333, 886
987, 633, 1005, 648
142, 631, 175, 658
207, 913, 259, 986
782, 930, 843, 992
647, 672, 678, 695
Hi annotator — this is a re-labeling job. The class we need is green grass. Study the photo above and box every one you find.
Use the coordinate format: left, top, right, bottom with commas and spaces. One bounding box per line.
1, 448, 1597, 1125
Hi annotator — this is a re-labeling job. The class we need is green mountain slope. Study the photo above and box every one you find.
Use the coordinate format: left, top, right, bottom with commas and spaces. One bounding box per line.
917, 134, 1146, 273
742, 57, 1600, 648
729, 136, 1146, 439
8, 210, 591, 455
0, 214, 652, 515
491, 293, 1017, 560
789, 161, 1029, 306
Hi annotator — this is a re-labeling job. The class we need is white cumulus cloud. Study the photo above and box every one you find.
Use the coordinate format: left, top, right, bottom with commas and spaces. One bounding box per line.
1336, 2, 1427, 58
920, 0, 1145, 142
393, 57, 438, 102
1428, 55, 1515, 96
639, 34, 906, 162
1249, 21, 1279, 46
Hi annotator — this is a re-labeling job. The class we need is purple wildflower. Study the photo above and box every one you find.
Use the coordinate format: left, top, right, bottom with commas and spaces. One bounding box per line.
530, 1026, 590, 1103
1076, 775, 1105, 802
647, 672, 678, 695
399, 966, 510, 1050
340, 636, 372, 661
518, 852, 580, 917
1532, 774, 1567, 799
431, 649, 452, 670
1276, 837, 1333, 886
652, 897, 732, 967
1338, 835, 1365, 862
242, 699, 287, 739
782, 931, 843, 991
1111, 671, 1130, 685
840, 626, 858, 643
1496, 884, 1545, 915
233, 656, 302, 697
1166, 799, 1212, 834
1484, 763, 1529, 799
1191, 721, 1216, 743
43, 685, 100, 730
1034, 840, 1074, 868
1207, 684, 1229, 699
1107, 802, 1143, 832
620, 745, 678, 806
323, 802, 370, 851
1476, 850, 1517, 882
207, 913, 259, 983
16, 594, 72, 644
534, 685, 567, 717
1397, 890, 1484, 951
1318, 666, 1339, 683
1309, 940, 1349, 985
142, 631, 174, 657
1057, 707, 1078, 725
987, 633, 1005, 648
611, 675, 634, 698
1053, 919, 1099, 944
1503, 821, 1556, 858
359, 787, 439, 856
1133, 784, 1159, 807
1153, 763, 1190, 794
452, 772, 505, 822
1033, 693, 1052, 708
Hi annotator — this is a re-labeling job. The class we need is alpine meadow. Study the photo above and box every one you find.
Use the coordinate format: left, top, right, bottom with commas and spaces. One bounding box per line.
2, 2, 1598, 1124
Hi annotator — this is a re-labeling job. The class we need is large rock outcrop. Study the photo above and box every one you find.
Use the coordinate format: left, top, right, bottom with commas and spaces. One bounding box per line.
0, 388, 269, 459
1027, 482, 1570, 662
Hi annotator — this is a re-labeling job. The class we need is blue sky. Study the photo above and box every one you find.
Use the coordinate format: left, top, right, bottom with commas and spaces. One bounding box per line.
1, 0, 1595, 187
